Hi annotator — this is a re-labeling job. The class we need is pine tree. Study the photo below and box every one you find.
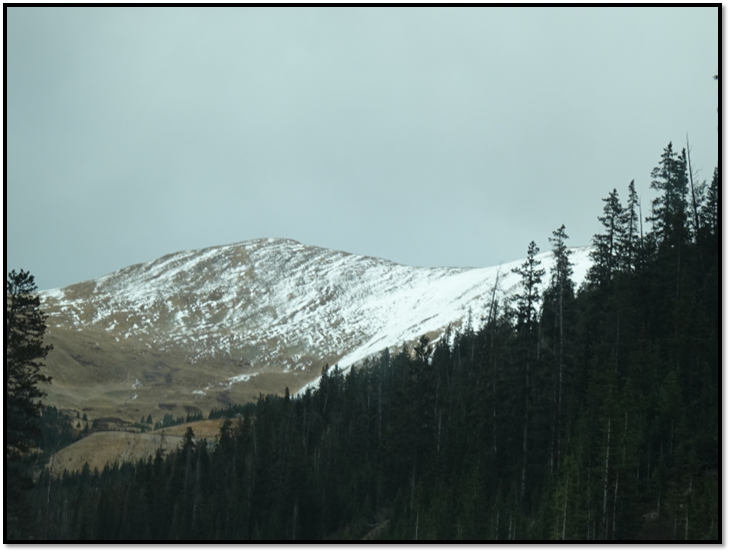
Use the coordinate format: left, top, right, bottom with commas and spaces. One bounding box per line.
512, 241, 545, 333
618, 181, 640, 272
546, 225, 574, 471
6, 270, 53, 454
699, 167, 718, 239
588, 189, 624, 287
648, 143, 689, 250
6, 269, 53, 539
512, 241, 545, 505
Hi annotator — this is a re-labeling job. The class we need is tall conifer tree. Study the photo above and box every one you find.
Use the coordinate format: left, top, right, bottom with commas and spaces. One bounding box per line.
618, 181, 640, 272
546, 225, 574, 471
588, 189, 624, 287
512, 241, 545, 505
6, 269, 53, 538
512, 241, 545, 333
648, 143, 689, 249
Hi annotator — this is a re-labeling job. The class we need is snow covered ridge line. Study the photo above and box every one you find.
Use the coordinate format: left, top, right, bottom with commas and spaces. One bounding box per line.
38, 238, 593, 398
294, 244, 593, 396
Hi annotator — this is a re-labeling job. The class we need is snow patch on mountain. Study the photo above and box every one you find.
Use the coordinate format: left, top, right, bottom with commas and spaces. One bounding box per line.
39, 238, 593, 397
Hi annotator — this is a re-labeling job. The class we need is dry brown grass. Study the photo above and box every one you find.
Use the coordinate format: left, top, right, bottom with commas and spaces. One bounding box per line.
48, 431, 184, 475
47, 418, 239, 475
151, 418, 228, 439
39, 323, 321, 426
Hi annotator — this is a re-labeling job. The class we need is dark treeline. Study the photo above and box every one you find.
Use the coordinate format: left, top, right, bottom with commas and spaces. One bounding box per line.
36, 406, 87, 456
22, 143, 718, 540
152, 410, 205, 431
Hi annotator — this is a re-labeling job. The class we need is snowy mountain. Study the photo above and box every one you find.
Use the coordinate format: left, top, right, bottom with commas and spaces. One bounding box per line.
39, 238, 593, 421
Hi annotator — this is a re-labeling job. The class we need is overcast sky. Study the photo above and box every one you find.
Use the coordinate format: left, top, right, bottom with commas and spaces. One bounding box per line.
7, 7, 719, 291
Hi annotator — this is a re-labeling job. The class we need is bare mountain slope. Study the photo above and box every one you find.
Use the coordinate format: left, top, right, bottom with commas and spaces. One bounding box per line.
48, 419, 228, 475
39, 238, 592, 423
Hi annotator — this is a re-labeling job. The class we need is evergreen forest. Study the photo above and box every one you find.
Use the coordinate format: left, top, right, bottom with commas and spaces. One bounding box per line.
9, 142, 719, 541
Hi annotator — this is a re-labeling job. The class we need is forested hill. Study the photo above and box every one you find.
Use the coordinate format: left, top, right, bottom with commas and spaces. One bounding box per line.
23, 145, 718, 541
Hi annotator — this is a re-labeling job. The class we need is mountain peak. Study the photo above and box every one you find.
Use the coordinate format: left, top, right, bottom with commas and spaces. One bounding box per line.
39, 240, 593, 421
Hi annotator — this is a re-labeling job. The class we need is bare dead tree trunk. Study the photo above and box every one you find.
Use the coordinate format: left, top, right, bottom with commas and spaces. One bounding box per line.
46, 453, 55, 540
520, 360, 529, 504
488, 269, 502, 457
612, 472, 619, 539
561, 473, 569, 541
603, 417, 611, 540
508, 513, 512, 541
686, 134, 702, 240
586, 468, 592, 540
557, 267, 565, 470
192, 447, 201, 534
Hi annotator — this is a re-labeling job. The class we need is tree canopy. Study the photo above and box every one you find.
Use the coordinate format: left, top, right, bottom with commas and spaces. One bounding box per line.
6, 269, 53, 539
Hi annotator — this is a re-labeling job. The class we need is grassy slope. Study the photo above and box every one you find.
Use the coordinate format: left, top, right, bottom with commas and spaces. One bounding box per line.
40, 323, 329, 425
48, 418, 229, 475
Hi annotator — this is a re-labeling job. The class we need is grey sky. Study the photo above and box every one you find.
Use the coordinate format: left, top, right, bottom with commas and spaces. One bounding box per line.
7, 7, 719, 291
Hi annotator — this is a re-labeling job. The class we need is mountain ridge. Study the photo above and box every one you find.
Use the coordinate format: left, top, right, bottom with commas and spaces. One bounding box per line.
38, 238, 593, 423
